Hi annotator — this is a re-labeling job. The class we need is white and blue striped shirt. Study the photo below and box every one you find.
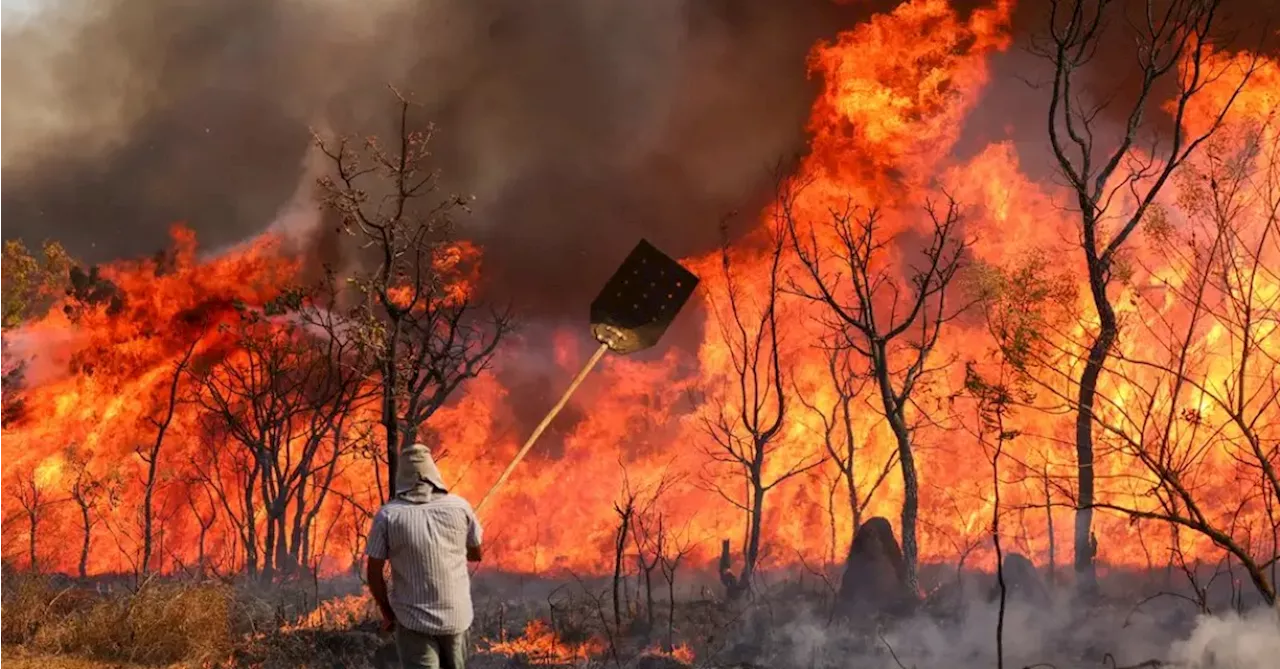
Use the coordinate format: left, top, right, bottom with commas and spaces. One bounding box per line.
366, 493, 483, 635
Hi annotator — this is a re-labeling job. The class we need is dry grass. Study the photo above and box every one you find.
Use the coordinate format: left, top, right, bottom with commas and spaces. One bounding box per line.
0, 570, 392, 668
2, 573, 234, 666
2, 650, 159, 669
0, 569, 712, 668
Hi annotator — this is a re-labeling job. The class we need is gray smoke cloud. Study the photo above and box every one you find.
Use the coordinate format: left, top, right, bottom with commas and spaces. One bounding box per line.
4, 0, 1276, 314
1, 0, 884, 318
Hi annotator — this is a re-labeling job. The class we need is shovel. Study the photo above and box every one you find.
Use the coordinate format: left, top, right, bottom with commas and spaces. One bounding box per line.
475, 239, 700, 511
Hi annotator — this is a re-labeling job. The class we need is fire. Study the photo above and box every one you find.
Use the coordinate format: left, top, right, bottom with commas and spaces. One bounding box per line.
284, 595, 378, 632
3, 0, 1279, 588
480, 619, 604, 665
643, 643, 696, 664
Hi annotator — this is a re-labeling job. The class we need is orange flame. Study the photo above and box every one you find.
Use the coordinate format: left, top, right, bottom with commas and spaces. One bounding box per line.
481, 619, 605, 665
2, 0, 1278, 583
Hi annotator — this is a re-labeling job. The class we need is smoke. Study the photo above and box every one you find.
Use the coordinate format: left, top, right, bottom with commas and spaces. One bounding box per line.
730, 591, 1280, 669
1, 0, 883, 319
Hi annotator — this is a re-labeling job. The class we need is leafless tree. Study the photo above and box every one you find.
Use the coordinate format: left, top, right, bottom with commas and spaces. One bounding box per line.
189, 425, 258, 576
181, 469, 223, 580
656, 516, 696, 654
612, 479, 637, 630
1029, 0, 1264, 592
630, 468, 684, 638
1080, 117, 1280, 608
194, 300, 369, 581
610, 463, 678, 630
64, 445, 104, 579
786, 187, 972, 594
795, 342, 899, 567
137, 339, 198, 578
702, 212, 826, 599
313, 87, 513, 499
8, 469, 52, 572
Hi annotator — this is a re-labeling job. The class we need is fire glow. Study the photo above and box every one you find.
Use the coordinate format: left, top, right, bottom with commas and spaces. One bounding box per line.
2, 0, 1278, 583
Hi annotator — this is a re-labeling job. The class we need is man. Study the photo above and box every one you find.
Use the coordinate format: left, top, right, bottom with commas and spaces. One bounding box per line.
366, 444, 483, 669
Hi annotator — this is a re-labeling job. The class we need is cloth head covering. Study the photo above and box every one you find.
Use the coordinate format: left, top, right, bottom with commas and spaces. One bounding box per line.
395, 443, 448, 503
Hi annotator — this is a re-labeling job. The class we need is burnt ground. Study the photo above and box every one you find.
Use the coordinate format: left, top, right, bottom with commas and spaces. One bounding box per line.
3, 563, 1276, 669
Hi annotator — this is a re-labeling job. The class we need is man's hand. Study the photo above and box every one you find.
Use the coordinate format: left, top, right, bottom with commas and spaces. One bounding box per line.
366, 557, 396, 635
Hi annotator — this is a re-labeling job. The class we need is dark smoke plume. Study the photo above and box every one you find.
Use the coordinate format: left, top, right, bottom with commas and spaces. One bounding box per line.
2, 0, 879, 318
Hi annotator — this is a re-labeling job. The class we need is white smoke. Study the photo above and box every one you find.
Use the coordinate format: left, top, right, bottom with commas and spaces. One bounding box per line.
709, 586, 1279, 669
1171, 609, 1280, 669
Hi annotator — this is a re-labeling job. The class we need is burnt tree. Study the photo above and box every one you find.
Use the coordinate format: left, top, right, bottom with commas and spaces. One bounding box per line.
8, 469, 52, 572
787, 190, 971, 595
1030, 0, 1263, 592
313, 88, 512, 500
183, 473, 220, 580
65, 445, 105, 579
137, 339, 198, 578
1085, 117, 1280, 608
654, 514, 695, 654
628, 466, 681, 637
702, 212, 826, 599
194, 300, 369, 581
795, 342, 899, 567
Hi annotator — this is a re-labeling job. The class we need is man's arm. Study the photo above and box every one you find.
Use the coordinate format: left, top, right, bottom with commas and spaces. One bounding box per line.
366, 558, 395, 624
465, 503, 484, 563
364, 511, 395, 628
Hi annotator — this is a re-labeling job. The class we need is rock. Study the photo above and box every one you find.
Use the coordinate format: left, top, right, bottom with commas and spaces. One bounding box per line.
992, 552, 1050, 606
836, 517, 914, 616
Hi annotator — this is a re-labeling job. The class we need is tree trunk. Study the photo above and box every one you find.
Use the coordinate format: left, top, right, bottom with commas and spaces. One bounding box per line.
141, 456, 160, 576
78, 502, 92, 579
243, 478, 260, 580
1073, 316, 1115, 595
197, 523, 207, 580
1044, 469, 1056, 584
275, 513, 292, 576
889, 420, 920, 595
736, 480, 766, 597
613, 516, 629, 629
27, 510, 39, 573
666, 570, 677, 652
644, 563, 656, 633
847, 467, 861, 543
382, 331, 401, 502
290, 474, 309, 569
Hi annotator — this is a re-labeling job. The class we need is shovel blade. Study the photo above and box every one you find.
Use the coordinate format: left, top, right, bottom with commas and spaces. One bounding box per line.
589, 239, 699, 354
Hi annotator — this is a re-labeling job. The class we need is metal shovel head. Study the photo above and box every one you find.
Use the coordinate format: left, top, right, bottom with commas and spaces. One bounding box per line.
590, 239, 699, 354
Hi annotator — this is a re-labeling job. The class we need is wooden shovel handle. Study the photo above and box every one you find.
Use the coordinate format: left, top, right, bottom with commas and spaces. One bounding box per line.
475, 342, 610, 512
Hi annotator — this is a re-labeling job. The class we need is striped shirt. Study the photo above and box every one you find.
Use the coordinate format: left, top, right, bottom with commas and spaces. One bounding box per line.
366, 493, 483, 635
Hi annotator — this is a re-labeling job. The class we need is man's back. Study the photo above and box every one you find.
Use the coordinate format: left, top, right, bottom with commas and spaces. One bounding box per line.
366, 493, 482, 635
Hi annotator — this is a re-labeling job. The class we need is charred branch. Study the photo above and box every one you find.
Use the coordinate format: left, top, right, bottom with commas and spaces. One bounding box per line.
1029, 0, 1265, 594
312, 88, 514, 499
786, 182, 972, 596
